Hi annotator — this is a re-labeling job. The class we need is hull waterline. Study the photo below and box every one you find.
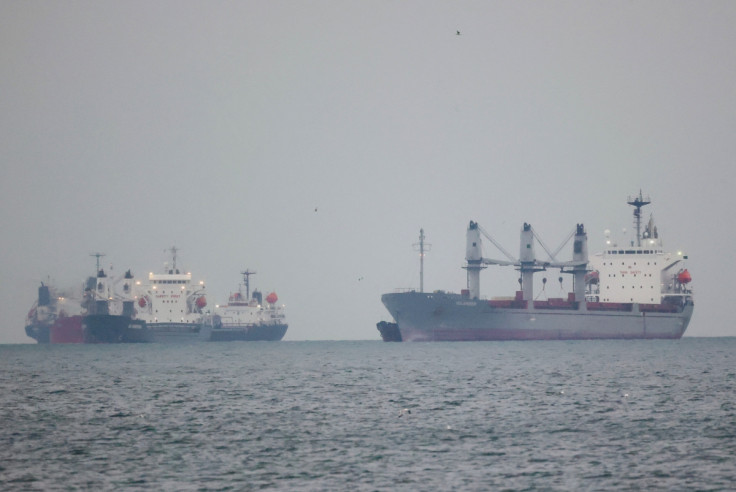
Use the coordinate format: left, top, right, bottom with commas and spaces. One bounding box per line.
382, 291, 692, 342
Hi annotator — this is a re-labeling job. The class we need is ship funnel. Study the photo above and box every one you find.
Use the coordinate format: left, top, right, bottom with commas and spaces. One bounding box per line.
38, 284, 51, 307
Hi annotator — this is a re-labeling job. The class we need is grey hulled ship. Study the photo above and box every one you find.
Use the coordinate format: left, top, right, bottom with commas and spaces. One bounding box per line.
379, 192, 694, 341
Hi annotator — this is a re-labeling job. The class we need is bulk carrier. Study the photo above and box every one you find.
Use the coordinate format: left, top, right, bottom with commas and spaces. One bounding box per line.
379, 193, 694, 341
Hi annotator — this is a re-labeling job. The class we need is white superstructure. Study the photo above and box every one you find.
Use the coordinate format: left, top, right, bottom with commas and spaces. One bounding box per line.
586, 193, 692, 305
587, 247, 690, 304
214, 291, 286, 327
134, 247, 207, 326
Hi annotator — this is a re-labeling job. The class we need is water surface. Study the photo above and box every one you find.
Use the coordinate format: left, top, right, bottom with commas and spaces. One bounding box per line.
1, 339, 734, 490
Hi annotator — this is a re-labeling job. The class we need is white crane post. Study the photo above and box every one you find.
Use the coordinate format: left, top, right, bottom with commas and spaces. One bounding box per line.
572, 224, 588, 305
519, 223, 536, 302
465, 221, 483, 299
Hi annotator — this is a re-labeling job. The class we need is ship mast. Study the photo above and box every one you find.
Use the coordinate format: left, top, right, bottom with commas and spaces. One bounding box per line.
413, 229, 431, 293
627, 191, 651, 247
241, 269, 256, 299
90, 252, 106, 273
168, 246, 179, 271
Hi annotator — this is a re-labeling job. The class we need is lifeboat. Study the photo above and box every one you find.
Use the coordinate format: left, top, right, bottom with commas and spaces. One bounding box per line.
584, 271, 600, 284
266, 292, 278, 304
678, 269, 692, 284
196, 296, 207, 309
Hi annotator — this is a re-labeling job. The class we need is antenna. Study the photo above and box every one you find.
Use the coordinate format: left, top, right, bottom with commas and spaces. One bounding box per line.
627, 191, 651, 247
90, 252, 106, 273
165, 246, 179, 271
241, 269, 257, 299
413, 228, 431, 293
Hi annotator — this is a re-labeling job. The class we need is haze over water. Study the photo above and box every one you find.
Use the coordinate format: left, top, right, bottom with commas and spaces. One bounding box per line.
2, 2, 736, 343
2, 339, 734, 490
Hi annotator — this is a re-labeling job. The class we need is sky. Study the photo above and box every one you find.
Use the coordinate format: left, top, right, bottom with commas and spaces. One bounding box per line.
1, 1, 735, 343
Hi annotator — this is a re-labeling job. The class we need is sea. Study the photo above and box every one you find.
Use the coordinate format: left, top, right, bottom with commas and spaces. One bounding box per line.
1, 339, 735, 491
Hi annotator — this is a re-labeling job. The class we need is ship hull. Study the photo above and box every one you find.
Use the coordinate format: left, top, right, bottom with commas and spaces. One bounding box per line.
382, 292, 693, 342
146, 322, 211, 343
50, 315, 84, 343
376, 321, 402, 342
83, 315, 151, 343
209, 323, 288, 342
25, 323, 50, 344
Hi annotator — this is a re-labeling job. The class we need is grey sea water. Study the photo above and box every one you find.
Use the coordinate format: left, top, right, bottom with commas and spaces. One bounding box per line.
1, 339, 735, 491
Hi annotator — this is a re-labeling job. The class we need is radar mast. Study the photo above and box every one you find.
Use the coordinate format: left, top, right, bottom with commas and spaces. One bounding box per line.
90, 252, 106, 273
241, 269, 257, 299
627, 191, 651, 247
413, 229, 431, 293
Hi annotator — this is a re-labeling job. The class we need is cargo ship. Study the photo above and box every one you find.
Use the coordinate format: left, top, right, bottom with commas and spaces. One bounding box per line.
379, 192, 694, 341
203, 270, 288, 341
133, 247, 210, 342
82, 266, 150, 343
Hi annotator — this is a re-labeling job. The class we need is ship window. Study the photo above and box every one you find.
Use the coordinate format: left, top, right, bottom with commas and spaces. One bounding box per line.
619, 250, 624, 254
